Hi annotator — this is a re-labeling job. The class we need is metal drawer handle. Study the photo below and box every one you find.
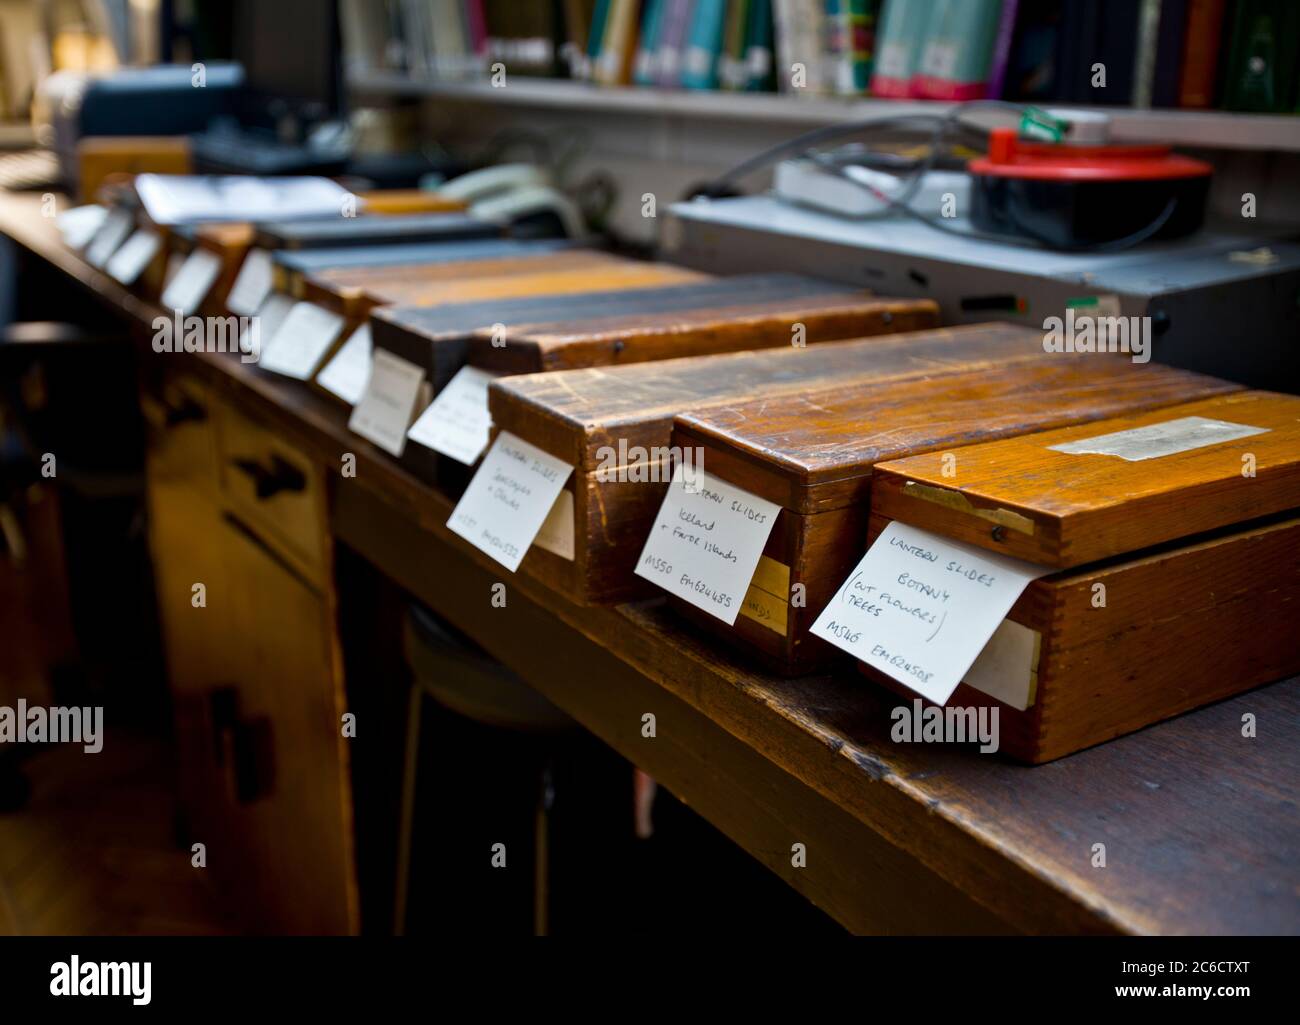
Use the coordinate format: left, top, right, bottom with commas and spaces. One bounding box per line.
164, 396, 207, 427
231, 455, 306, 500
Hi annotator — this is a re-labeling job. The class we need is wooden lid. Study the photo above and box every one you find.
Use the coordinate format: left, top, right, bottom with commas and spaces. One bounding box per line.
469, 297, 938, 373
489, 323, 1053, 470
673, 359, 1239, 514
871, 390, 1300, 568
252, 211, 499, 250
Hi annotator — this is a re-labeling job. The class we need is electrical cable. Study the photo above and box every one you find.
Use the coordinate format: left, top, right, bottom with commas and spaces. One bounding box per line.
698, 99, 1181, 253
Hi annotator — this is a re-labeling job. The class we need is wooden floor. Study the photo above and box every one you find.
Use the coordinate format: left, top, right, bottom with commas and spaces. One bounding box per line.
0, 733, 235, 935
0, 488, 234, 936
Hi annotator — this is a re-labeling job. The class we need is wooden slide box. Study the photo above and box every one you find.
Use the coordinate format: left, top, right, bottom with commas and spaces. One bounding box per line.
489, 323, 1074, 606
866, 390, 1300, 762
269, 237, 583, 301
367, 263, 718, 392
251, 211, 500, 251
669, 359, 1242, 675
300, 249, 644, 322
464, 284, 940, 374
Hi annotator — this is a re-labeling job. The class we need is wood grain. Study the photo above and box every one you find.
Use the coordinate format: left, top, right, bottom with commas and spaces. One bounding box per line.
670, 359, 1241, 673
870, 390, 1300, 568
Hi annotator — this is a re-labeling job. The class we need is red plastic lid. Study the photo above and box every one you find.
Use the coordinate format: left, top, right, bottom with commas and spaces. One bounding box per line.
969, 127, 1213, 181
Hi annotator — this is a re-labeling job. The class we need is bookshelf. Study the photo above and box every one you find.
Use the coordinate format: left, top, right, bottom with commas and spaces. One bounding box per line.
350, 71, 1300, 153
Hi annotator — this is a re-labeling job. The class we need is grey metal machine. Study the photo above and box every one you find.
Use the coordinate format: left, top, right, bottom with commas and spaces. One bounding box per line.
667, 195, 1300, 391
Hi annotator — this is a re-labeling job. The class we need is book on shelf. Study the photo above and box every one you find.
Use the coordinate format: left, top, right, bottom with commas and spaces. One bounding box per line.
343, 0, 1300, 113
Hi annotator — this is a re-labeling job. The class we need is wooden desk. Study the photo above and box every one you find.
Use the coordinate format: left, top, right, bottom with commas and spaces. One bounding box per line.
3, 192, 1296, 935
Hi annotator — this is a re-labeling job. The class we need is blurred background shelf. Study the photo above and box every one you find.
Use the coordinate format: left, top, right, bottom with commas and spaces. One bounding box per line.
349, 71, 1300, 152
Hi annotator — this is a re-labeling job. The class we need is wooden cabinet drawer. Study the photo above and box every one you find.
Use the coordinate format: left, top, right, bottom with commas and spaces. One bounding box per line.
214, 402, 328, 582
141, 373, 219, 495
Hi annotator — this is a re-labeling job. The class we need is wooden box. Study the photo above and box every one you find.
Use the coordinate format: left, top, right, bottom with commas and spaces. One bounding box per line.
373, 273, 930, 397
367, 263, 725, 391
463, 280, 940, 374
668, 359, 1242, 674
252, 211, 500, 251
269, 237, 581, 302
488, 323, 1074, 605
867, 390, 1300, 762
301, 249, 654, 322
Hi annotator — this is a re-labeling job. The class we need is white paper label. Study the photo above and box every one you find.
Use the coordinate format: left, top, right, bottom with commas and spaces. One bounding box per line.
226, 248, 274, 316
58, 205, 108, 249
1048, 416, 1269, 462
634, 466, 781, 626
259, 302, 346, 380
316, 324, 372, 405
105, 229, 161, 284
348, 348, 425, 457
161, 248, 223, 314
162, 251, 186, 289
406, 366, 499, 465
241, 292, 295, 358
84, 208, 134, 268
447, 431, 574, 573
534, 489, 575, 560
810, 521, 1050, 706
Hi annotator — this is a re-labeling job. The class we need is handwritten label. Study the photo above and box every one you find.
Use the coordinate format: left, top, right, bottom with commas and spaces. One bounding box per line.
447, 431, 574, 573
105, 229, 161, 284
259, 302, 346, 380
406, 366, 499, 465
226, 248, 274, 316
348, 348, 425, 457
634, 466, 781, 625
84, 208, 134, 268
811, 521, 1049, 705
1048, 416, 1268, 462
161, 248, 223, 313
316, 324, 372, 405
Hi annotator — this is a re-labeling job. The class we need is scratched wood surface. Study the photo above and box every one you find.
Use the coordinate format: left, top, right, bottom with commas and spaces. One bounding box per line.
871, 390, 1300, 568
5, 191, 1296, 935
668, 359, 1240, 673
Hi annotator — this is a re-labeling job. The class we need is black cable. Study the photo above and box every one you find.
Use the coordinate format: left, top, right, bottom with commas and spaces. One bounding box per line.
703, 99, 1182, 254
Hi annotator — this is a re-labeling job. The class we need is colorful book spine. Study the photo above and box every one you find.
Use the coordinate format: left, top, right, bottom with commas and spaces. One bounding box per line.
594, 0, 639, 84
870, 0, 933, 97
634, 0, 668, 84
743, 0, 776, 89
912, 0, 1005, 100
719, 0, 753, 90
1177, 0, 1227, 107
681, 0, 730, 88
1222, 0, 1300, 112
656, 0, 696, 86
